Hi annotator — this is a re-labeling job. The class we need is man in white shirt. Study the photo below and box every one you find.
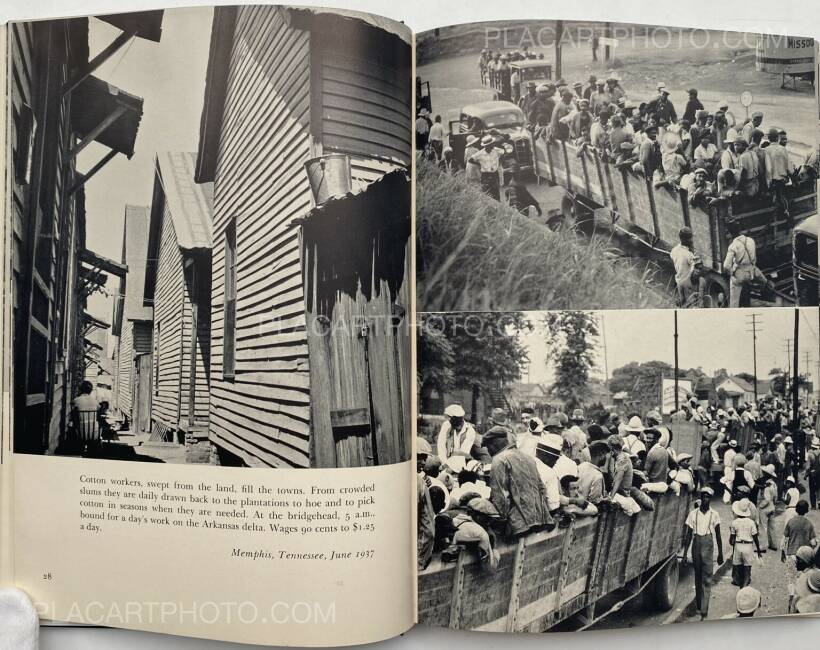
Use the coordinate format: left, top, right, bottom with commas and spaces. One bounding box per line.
428, 115, 446, 161
723, 220, 757, 308
682, 486, 724, 619
467, 134, 508, 200
436, 404, 476, 463
670, 227, 706, 306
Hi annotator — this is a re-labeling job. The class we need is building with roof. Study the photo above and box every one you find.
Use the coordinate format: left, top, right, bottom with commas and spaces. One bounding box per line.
195, 6, 411, 468
142, 151, 214, 461
112, 205, 153, 432
716, 375, 757, 408
7, 13, 163, 455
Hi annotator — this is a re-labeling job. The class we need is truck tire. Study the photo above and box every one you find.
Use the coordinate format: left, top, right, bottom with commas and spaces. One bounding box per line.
703, 275, 728, 308
650, 558, 680, 611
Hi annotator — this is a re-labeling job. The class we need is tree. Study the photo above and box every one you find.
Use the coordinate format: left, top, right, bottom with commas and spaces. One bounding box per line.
418, 312, 531, 420
543, 311, 598, 410
736, 372, 757, 385
608, 360, 673, 396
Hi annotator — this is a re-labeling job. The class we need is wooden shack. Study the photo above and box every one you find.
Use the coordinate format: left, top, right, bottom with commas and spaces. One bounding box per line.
195, 6, 411, 468
7, 13, 162, 454
143, 151, 214, 461
112, 205, 153, 433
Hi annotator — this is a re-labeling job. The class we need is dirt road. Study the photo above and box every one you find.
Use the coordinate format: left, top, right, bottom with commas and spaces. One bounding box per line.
418, 33, 816, 159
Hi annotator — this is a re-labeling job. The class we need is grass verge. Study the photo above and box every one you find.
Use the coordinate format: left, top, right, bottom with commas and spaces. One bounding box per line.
416, 158, 673, 311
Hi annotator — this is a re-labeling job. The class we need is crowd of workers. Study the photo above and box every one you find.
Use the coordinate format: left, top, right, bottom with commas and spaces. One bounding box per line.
417, 396, 820, 617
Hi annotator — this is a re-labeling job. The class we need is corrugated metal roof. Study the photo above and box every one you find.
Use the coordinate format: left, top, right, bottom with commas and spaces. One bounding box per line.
156, 151, 214, 250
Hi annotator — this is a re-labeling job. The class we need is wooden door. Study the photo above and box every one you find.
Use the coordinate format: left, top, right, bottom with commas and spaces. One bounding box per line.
133, 354, 152, 434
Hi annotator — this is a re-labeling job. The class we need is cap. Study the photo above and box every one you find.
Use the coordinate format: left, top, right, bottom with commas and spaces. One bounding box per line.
646, 410, 662, 423
490, 407, 508, 424
676, 453, 693, 463
657, 82, 667, 90
694, 168, 708, 176
783, 436, 794, 444
718, 99, 729, 109
571, 408, 585, 421
444, 404, 465, 418
752, 111, 763, 119
699, 486, 715, 496
528, 417, 545, 434
417, 437, 433, 456
480, 134, 494, 146
736, 587, 761, 614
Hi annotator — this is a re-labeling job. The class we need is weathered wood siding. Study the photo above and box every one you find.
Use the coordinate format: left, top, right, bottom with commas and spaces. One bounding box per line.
116, 323, 134, 416
208, 6, 312, 468
151, 200, 186, 434
313, 24, 411, 188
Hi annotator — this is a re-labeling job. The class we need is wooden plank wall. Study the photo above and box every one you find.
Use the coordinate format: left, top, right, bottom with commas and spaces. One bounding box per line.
418, 492, 690, 632
186, 258, 211, 431
116, 323, 133, 417
151, 201, 186, 434
7, 22, 34, 330
208, 5, 312, 468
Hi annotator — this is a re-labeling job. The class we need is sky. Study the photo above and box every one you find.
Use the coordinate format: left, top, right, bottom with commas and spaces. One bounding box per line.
80, 7, 213, 340
519, 307, 820, 389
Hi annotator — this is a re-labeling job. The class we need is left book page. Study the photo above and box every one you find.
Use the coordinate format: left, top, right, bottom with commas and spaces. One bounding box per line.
0, 5, 414, 646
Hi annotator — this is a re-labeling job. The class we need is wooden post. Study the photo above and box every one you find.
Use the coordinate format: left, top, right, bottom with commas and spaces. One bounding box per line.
505, 537, 528, 632
548, 522, 576, 627
555, 21, 563, 81
448, 551, 468, 629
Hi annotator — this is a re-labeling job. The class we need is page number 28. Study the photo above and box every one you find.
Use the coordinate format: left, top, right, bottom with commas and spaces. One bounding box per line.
43, 572, 53, 580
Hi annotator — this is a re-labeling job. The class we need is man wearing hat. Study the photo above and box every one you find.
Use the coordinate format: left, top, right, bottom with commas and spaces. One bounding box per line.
519, 80, 538, 116
564, 409, 589, 462
735, 137, 761, 197
533, 435, 565, 515
436, 404, 476, 464
764, 126, 795, 221
741, 111, 764, 144
583, 74, 597, 101
781, 499, 817, 612
463, 134, 481, 184
415, 108, 431, 152
688, 166, 716, 209
483, 427, 554, 538
466, 135, 509, 201
653, 86, 677, 127
577, 440, 610, 506
721, 586, 761, 618
607, 435, 634, 499
590, 79, 610, 116
807, 437, 820, 510
683, 88, 705, 124
683, 486, 724, 619
605, 73, 625, 104
667, 225, 706, 306
550, 90, 575, 141
795, 568, 820, 613
622, 415, 647, 460
527, 83, 556, 126
729, 497, 763, 587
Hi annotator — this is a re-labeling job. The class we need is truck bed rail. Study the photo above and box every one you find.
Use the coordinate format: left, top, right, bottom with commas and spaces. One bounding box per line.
419, 491, 691, 632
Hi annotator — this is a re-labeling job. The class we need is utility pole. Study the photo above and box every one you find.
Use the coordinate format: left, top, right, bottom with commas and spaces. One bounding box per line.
746, 313, 761, 402
555, 21, 563, 81
792, 309, 799, 428
673, 310, 679, 412
600, 314, 609, 387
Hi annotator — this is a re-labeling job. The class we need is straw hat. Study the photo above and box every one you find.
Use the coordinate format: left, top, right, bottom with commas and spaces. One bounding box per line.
625, 416, 644, 432
736, 587, 761, 614
732, 498, 752, 517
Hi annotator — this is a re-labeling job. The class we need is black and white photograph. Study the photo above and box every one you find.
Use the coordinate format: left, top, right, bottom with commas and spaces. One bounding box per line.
416, 307, 820, 628
6, 5, 412, 468
415, 21, 818, 312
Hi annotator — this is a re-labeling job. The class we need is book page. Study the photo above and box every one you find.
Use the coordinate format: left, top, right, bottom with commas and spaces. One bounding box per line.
1, 5, 414, 646
414, 16, 819, 632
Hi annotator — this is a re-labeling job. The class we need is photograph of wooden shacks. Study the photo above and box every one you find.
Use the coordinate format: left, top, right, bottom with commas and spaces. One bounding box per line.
5, 6, 412, 469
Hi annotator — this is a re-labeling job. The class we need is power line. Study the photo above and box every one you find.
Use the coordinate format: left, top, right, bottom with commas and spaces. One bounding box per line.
745, 313, 762, 402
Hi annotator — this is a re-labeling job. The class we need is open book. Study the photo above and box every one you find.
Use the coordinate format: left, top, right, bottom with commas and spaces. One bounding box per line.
0, 4, 818, 646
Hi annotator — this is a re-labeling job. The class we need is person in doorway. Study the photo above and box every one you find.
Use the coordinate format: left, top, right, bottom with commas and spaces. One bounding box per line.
683, 486, 725, 619
729, 498, 763, 588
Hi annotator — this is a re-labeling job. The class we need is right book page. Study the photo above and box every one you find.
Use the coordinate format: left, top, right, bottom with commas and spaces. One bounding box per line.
413, 18, 820, 631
